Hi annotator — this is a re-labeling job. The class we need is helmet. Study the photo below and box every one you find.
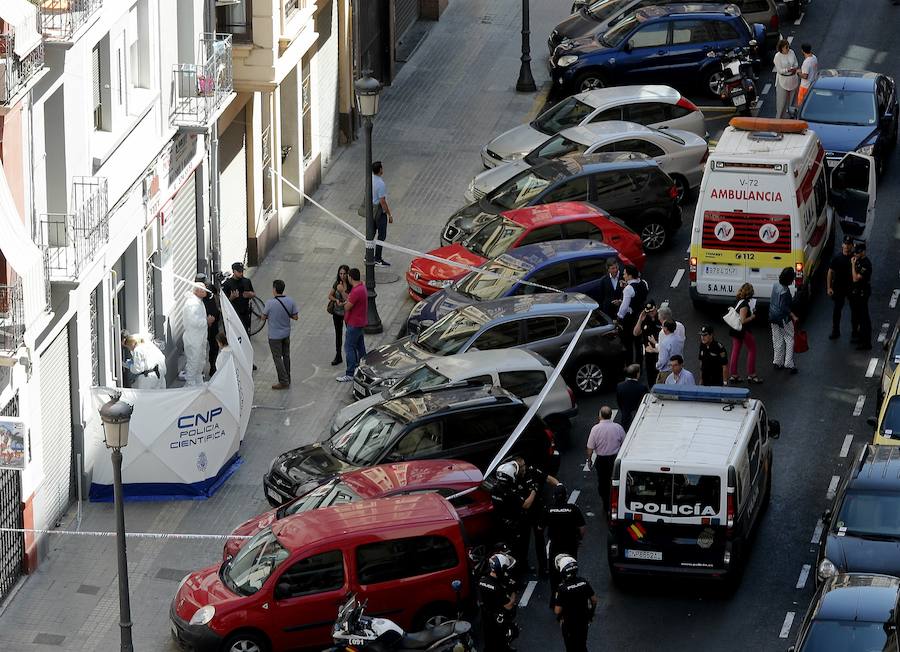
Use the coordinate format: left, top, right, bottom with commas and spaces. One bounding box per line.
555, 554, 578, 580
495, 461, 519, 484
489, 553, 517, 576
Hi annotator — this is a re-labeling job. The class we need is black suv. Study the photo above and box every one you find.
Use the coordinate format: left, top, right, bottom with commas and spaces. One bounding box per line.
442, 153, 682, 252
263, 385, 558, 505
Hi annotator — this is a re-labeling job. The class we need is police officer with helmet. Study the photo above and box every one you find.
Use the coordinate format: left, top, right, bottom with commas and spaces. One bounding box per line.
552, 555, 598, 652
490, 461, 535, 583
543, 484, 586, 601
514, 455, 559, 577
478, 552, 519, 652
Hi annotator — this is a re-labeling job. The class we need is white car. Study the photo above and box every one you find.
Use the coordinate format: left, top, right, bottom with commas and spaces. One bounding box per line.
469, 121, 708, 204
481, 85, 706, 168
333, 349, 577, 434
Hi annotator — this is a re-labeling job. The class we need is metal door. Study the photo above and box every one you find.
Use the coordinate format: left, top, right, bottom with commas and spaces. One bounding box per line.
167, 173, 199, 341
0, 396, 24, 602
395, 0, 419, 43
358, 0, 390, 82
39, 326, 74, 529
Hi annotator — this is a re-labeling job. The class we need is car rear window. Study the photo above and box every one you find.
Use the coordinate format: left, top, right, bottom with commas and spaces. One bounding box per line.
738, 0, 771, 13
625, 471, 722, 517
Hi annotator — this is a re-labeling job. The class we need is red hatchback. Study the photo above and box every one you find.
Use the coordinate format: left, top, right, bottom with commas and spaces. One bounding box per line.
223, 460, 492, 559
406, 201, 645, 300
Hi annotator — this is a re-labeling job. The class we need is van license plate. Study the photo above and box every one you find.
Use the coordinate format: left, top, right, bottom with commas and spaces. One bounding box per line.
265, 487, 281, 503
704, 264, 739, 276
625, 549, 662, 561
352, 380, 365, 396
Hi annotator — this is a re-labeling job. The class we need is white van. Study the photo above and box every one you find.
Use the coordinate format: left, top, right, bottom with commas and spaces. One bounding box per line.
688, 118, 876, 307
607, 385, 780, 584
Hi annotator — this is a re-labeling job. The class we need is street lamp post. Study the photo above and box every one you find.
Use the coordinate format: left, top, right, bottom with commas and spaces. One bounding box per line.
354, 73, 384, 335
516, 0, 536, 92
99, 394, 134, 652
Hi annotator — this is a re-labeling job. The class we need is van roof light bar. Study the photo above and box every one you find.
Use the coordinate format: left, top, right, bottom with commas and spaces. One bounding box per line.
650, 384, 750, 403
729, 117, 808, 134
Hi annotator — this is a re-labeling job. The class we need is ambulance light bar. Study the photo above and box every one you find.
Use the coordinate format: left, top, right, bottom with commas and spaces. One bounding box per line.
729, 117, 808, 133
650, 385, 750, 403
713, 161, 786, 173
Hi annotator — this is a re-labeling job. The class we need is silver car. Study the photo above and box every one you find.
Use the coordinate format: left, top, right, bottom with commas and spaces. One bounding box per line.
469, 121, 708, 205
481, 85, 706, 168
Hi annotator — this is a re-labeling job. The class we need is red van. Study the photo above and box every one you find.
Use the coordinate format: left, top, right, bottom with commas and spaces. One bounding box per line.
170, 494, 471, 652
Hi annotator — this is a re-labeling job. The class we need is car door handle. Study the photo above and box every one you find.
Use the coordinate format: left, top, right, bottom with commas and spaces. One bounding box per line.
657, 50, 667, 56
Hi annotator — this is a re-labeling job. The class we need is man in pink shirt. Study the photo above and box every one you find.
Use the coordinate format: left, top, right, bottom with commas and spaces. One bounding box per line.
585, 406, 626, 512
336, 268, 369, 382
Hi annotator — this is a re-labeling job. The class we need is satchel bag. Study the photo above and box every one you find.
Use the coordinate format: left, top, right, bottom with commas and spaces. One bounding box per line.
326, 300, 335, 315
794, 327, 809, 354
723, 305, 743, 331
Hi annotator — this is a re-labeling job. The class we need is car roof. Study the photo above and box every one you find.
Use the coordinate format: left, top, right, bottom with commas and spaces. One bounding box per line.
636, 3, 741, 19
273, 493, 458, 550
712, 124, 818, 166
561, 121, 659, 145
378, 382, 522, 421
425, 348, 552, 379
850, 445, 900, 490
535, 152, 656, 178
339, 460, 484, 498
815, 574, 900, 623
501, 201, 607, 228
450, 291, 597, 321
498, 238, 620, 266
814, 69, 878, 92
577, 85, 684, 109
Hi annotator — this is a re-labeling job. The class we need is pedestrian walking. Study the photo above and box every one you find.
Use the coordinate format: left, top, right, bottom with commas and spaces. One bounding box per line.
336, 268, 368, 382
213, 332, 233, 377
586, 406, 626, 512
597, 258, 622, 316
182, 283, 210, 386
515, 456, 559, 577
664, 355, 696, 385
552, 555, 597, 652
221, 262, 256, 336
633, 300, 662, 383
195, 274, 221, 376
827, 236, 854, 340
849, 241, 873, 350
261, 279, 299, 390
122, 333, 167, 389
327, 265, 349, 366
478, 553, 519, 652
797, 43, 819, 106
698, 325, 729, 387
371, 161, 394, 266
616, 364, 647, 430
653, 320, 685, 382
774, 39, 800, 118
544, 485, 586, 604
728, 283, 762, 383
769, 267, 799, 373
616, 265, 649, 364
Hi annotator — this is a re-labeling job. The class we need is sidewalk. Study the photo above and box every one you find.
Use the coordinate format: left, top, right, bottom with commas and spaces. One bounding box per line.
0, 1, 565, 649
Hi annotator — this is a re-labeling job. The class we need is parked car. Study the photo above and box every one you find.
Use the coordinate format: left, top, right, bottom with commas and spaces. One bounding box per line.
799, 69, 899, 177
171, 494, 472, 652
357, 293, 626, 395
468, 121, 707, 204
872, 368, 900, 447
339, 348, 577, 431
482, 85, 705, 168
227, 460, 492, 559
443, 154, 682, 252
549, 4, 765, 96
877, 318, 900, 408
789, 573, 900, 652
263, 384, 559, 505
408, 240, 628, 332
409, 201, 644, 300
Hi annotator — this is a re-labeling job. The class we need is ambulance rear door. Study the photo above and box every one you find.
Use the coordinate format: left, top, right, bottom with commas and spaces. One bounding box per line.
829, 152, 877, 239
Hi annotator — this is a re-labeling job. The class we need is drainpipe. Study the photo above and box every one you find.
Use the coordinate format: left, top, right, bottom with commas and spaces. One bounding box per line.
205, 0, 222, 274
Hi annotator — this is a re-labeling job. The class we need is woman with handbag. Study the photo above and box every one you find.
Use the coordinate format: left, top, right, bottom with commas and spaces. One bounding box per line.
773, 39, 800, 119
726, 283, 762, 384
328, 265, 350, 366
769, 267, 799, 374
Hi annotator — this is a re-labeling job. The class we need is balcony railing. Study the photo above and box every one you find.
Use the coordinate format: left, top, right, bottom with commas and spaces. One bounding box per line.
0, 281, 25, 354
0, 31, 45, 105
39, 177, 109, 281
39, 0, 102, 42
171, 33, 234, 129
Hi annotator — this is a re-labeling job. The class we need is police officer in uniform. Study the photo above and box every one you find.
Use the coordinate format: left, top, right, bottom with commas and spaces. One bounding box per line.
698, 325, 729, 386
543, 485, 586, 602
514, 456, 559, 577
552, 555, 597, 652
490, 461, 535, 583
849, 241, 873, 350
827, 236, 854, 339
478, 553, 519, 652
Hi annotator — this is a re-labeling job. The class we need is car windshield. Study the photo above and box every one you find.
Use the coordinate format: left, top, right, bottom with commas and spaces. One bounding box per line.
800, 89, 878, 126
525, 134, 589, 165
835, 490, 900, 538
416, 307, 490, 355
533, 97, 596, 135
601, 15, 639, 47
454, 256, 531, 301
327, 408, 403, 466
489, 170, 555, 210
388, 364, 451, 397
585, 0, 627, 20
281, 479, 358, 517
221, 529, 290, 596
465, 217, 527, 258
879, 397, 900, 439
624, 471, 722, 517
800, 620, 889, 651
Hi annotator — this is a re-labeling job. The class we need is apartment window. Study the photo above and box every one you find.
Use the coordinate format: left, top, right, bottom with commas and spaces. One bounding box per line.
90, 286, 101, 386
301, 58, 312, 164
92, 45, 103, 129
92, 36, 112, 131
217, 0, 253, 42
129, 0, 151, 90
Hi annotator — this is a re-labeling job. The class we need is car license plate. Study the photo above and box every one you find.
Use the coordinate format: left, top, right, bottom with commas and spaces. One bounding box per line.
732, 94, 746, 106
704, 264, 740, 277
625, 549, 662, 561
265, 487, 281, 503
826, 158, 839, 168
353, 380, 366, 396
408, 282, 422, 295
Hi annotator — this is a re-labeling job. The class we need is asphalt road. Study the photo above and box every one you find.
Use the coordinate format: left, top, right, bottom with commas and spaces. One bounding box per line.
511, 2, 900, 650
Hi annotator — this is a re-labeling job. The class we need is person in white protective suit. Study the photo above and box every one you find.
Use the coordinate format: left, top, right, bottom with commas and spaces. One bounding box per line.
182, 283, 210, 386
123, 333, 167, 389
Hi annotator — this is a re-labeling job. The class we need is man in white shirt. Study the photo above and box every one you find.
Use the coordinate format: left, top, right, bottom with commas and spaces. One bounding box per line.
657, 305, 685, 345
654, 320, 686, 381
371, 161, 394, 266
797, 43, 819, 106
664, 355, 696, 386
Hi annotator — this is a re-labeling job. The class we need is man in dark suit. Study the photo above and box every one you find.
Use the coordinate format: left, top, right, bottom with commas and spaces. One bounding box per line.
596, 258, 622, 317
616, 364, 648, 431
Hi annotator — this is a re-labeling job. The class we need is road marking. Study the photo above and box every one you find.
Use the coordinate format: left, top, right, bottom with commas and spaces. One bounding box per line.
568, 489, 580, 505
670, 268, 685, 288
891, 289, 900, 308
779, 612, 795, 638
840, 434, 854, 458
762, 82, 772, 95
853, 395, 866, 417
794, 12, 805, 25
866, 358, 879, 378
826, 475, 840, 500
284, 417, 291, 426
796, 564, 811, 589
755, 100, 764, 112
878, 322, 891, 343
811, 519, 824, 544
518, 580, 537, 607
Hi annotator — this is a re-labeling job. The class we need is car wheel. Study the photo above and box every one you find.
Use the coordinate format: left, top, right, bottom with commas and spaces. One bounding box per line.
671, 174, 690, 205
575, 71, 607, 92
638, 220, 668, 252
705, 69, 725, 97
223, 631, 270, 652
571, 360, 607, 395
413, 603, 454, 631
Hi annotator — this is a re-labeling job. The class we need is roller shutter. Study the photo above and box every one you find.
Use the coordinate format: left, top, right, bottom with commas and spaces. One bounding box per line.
168, 173, 199, 341
395, 0, 419, 43
218, 120, 248, 269
39, 326, 73, 529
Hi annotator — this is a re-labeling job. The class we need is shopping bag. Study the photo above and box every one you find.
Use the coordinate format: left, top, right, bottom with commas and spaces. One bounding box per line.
793, 328, 809, 354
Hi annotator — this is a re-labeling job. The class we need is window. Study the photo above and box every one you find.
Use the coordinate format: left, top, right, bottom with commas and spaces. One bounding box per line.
444, 412, 501, 448
302, 56, 312, 164
562, 221, 603, 241
530, 134, 588, 161
738, 0, 771, 12
627, 170, 651, 190
390, 422, 443, 459
518, 225, 564, 247
534, 97, 596, 134
523, 316, 569, 343
217, 0, 253, 42
500, 370, 548, 397
627, 22, 669, 49
587, 307, 611, 327
465, 374, 494, 386
594, 171, 633, 198
274, 550, 345, 599
712, 21, 740, 42
671, 20, 716, 45
92, 43, 107, 130
625, 472, 722, 516
472, 321, 521, 350
356, 536, 459, 584
813, 172, 827, 218
667, 104, 692, 119
518, 263, 571, 294
614, 138, 666, 158
573, 258, 609, 284
747, 426, 761, 479
540, 177, 589, 203
588, 107, 623, 123
129, 1, 151, 90
622, 103, 670, 126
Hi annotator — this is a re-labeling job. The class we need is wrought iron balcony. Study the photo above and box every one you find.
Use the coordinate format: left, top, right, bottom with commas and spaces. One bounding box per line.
39, 0, 102, 42
39, 177, 109, 282
0, 31, 45, 105
0, 281, 25, 355
171, 33, 234, 129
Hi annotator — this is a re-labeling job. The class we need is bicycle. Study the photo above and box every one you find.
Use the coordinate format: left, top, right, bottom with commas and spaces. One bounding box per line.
211, 270, 266, 337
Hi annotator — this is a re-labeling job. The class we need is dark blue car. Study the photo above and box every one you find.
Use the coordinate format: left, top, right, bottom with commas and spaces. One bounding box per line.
549, 4, 765, 96
407, 240, 625, 333
800, 69, 899, 177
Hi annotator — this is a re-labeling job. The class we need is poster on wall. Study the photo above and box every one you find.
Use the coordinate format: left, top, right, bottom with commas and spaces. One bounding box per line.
0, 417, 26, 470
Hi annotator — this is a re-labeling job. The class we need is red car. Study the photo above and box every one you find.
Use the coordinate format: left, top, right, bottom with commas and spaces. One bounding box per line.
406, 201, 645, 300
223, 460, 492, 559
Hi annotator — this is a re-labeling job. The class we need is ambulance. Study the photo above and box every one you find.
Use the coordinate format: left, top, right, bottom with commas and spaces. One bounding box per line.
689, 118, 877, 308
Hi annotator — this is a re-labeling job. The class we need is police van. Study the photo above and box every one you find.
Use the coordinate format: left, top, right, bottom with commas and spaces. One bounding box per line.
607, 385, 780, 584
688, 117, 877, 308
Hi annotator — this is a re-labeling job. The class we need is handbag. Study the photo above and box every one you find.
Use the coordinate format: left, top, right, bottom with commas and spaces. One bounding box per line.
723, 305, 743, 331
794, 328, 809, 354
326, 300, 335, 315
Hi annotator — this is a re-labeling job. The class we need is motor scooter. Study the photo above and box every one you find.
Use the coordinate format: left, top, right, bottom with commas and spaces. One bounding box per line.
707, 47, 758, 115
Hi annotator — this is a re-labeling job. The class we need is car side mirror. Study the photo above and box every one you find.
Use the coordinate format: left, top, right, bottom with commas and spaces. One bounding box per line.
623, 41, 633, 53
768, 419, 781, 439
787, 646, 796, 652
706, 50, 717, 58
451, 579, 462, 593
822, 508, 832, 522
867, 416, 878, 429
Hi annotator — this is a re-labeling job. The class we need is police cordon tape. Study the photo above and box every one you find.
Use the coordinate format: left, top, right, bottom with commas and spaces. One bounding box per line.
0, 527, 251, 540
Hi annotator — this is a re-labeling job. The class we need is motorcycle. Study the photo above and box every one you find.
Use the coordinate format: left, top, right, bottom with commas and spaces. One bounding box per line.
326, 582, 476, 652
707, 46, 759, 115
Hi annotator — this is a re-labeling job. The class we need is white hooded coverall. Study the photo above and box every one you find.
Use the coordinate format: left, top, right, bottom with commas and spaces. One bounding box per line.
182, 292, 209, 386
130, 340, 167, 389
